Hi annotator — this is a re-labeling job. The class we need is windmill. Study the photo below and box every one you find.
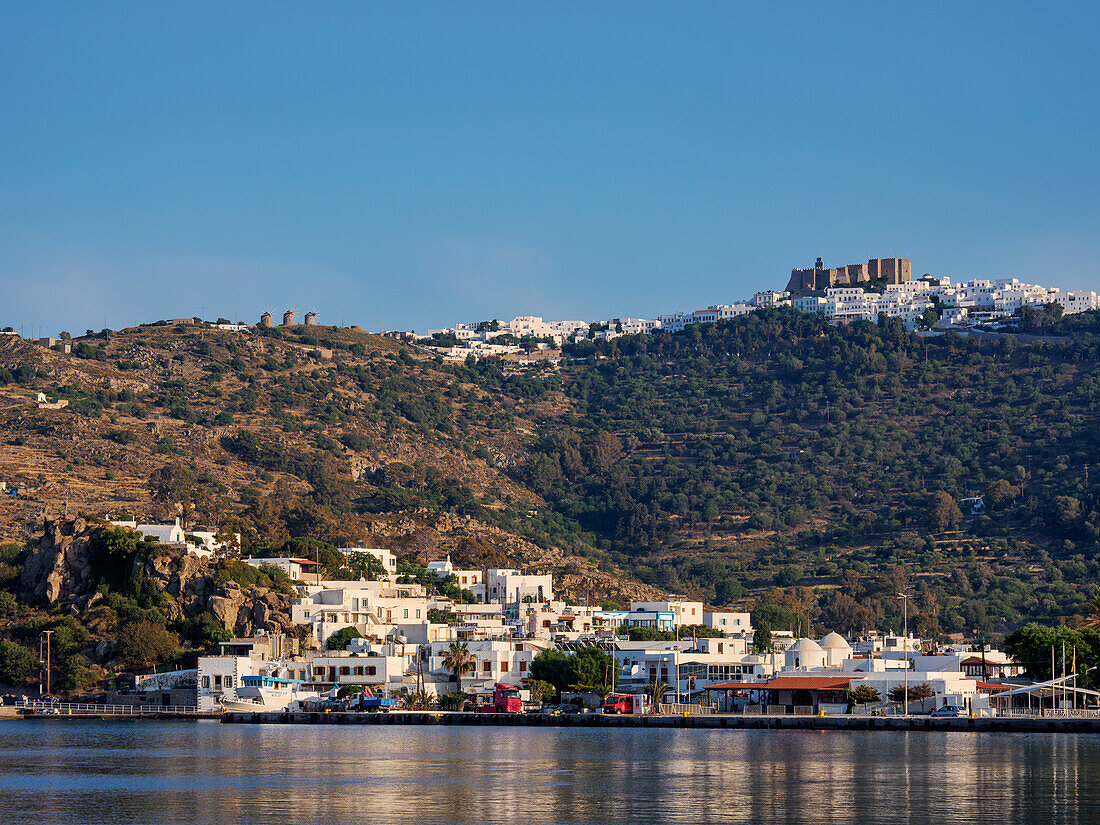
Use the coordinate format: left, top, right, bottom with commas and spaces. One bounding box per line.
304, 309, 318, 327
281, 305, 296, 327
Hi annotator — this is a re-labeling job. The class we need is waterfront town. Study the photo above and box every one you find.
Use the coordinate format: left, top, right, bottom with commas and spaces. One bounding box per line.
39, 523, 1076, 722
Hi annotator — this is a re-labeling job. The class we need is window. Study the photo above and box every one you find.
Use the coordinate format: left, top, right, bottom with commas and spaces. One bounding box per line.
483, 661, 492, 673
366, 666, 376, 676
354, 667, 364, 676
415, 610, 421, 619
213, 675, 222, 689
519, 661, 527, 672
314, 667, 325, 676
403, 609, 409, 619
224, 677, 233, 688
201, 676, 210, 689
339, 667, 350, 676
304, 611, 310, 618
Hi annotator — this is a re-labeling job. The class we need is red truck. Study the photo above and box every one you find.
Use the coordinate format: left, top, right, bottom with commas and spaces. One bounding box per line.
603, 693, 649, 714
479, 683, 523, 713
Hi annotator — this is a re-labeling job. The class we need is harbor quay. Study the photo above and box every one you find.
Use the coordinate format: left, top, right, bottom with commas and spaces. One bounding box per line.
221, 710, 1100, 734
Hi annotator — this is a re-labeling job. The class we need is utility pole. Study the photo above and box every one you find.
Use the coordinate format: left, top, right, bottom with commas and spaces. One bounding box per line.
41, 630, 53, 696
898, 593, 911, 716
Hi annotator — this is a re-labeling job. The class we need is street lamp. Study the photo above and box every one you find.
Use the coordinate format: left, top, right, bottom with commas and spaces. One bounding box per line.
897, 594, 911, 716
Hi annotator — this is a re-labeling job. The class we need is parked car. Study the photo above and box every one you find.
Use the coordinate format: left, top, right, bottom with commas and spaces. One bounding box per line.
542, 704, 583, 716
930, 705, 963, 717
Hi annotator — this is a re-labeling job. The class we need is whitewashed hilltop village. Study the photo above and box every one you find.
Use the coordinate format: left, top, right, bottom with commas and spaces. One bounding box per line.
417, 255, 1099, 360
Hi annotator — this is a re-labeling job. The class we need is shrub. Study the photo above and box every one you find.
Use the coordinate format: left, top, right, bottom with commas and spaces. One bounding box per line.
326, 626, 363, 651
0, 640, 37, 684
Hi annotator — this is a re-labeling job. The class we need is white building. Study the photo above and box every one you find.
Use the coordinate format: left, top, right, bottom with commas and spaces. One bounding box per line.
702, 611, 752, 636
630, 600, 705, 628
426, 638, 545, 693
487, 570, 553, 604
242, 557, 321, 581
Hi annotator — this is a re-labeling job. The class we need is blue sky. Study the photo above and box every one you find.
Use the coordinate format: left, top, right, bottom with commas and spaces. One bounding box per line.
2, 2, 1098, 335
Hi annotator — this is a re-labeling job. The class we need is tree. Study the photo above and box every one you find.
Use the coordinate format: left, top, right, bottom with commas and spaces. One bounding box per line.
927, 492, 962, 533
1080, 589, 1100, 631
849, 685, 881, 705
570, 646, 618, 696
115, 621, 177, 671
648, 680, 671, 711
524, 679, 556, 704
61, 655, 99, 692
752, 623, 772, 654
442, 642, 476, 693
326, 626, 363, 651
0, 640, 35, 684
337, 684, 364, 699
529, 648, 575, 695
887, 682, 934, 704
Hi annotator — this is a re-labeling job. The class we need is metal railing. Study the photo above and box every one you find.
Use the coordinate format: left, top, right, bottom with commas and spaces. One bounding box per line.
17, 701, 210, 716
996, 707, 1100, 719
658, 702, 715, 715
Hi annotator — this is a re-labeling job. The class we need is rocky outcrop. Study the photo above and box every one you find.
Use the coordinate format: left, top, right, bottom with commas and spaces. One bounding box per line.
18, 518, 304, 639
17, 517, 96, 605
138, 550, 299, 638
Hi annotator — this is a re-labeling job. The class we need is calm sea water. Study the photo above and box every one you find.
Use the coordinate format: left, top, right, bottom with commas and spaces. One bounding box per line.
0, 720, 1097, 825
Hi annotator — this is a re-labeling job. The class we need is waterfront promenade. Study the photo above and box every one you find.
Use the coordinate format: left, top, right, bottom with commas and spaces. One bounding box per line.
220, 709, 1100, 733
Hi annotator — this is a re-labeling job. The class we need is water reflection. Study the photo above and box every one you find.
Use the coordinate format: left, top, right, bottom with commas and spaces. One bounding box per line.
0, 721, 1097, 824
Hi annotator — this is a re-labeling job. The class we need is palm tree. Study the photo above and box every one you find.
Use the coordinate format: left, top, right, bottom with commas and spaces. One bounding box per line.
649, 681, 671, 713
442, 641, 476, 693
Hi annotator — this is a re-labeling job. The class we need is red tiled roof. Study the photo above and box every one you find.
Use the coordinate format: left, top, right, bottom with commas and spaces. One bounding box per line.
759, 676, 859, 691
974, 680, 1010, 693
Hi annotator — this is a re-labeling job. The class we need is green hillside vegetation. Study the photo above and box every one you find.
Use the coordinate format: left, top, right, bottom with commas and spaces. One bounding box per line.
531, 309, 1099, 636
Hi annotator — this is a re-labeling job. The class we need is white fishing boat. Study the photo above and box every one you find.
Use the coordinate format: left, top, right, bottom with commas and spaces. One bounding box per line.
219, 671, 320, 713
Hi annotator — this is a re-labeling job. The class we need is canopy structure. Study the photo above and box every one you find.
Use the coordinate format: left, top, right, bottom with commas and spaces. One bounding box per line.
992, 674, 1100, 706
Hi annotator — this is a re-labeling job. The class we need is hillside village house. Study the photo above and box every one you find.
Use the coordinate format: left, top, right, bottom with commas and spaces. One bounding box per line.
242, 557, 322, 581
110, 517, 234, 559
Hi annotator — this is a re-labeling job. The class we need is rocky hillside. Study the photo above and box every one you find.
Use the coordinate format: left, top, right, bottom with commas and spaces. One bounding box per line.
0, 323, 659, 607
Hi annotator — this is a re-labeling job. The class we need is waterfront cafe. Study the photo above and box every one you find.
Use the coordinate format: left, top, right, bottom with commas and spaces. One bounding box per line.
990, 675, 1100, 713
706, 675, 860, 714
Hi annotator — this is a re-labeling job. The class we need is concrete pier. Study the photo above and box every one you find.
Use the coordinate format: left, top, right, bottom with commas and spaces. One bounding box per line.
221, 710, 1100, 733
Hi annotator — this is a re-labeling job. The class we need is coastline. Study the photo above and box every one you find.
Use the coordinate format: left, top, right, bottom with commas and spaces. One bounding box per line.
215, 710, 1100, 733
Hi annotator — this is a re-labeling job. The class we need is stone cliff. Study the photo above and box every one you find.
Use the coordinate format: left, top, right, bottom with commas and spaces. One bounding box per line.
18, 518, 305, 639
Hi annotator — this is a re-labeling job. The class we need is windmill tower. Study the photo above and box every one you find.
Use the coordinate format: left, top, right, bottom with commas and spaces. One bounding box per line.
281, 306, 296, 327
259, 309, 273, 328
304, 310, 318, 326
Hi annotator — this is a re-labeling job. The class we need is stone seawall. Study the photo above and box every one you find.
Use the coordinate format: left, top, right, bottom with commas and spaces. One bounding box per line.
222, 710, 1100, 734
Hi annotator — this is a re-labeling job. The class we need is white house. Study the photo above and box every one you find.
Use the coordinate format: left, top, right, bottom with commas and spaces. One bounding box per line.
487, 570, 553, 604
